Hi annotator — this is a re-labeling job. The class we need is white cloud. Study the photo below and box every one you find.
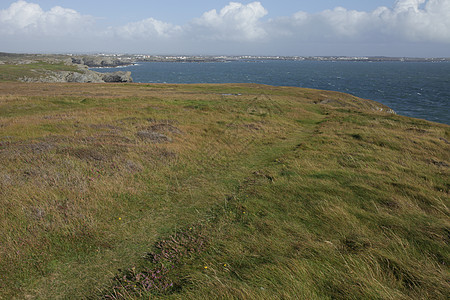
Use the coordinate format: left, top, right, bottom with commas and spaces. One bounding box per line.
0, 0, 449, 55
268, 0, 450, 44
394, 0, 426, 12
188, 1, 268, 41
0, 0, 94, 36
388, 0, 450, 42
114, 18, 182, 39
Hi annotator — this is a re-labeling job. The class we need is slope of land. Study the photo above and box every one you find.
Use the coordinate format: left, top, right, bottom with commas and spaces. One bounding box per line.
0, 82, 448, 299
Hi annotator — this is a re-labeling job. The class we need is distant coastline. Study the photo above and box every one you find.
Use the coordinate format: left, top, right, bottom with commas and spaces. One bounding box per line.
123, 54, 450, 65
2, 52, 449, 69
88, 64, 138, 69
88, 54, 450, 69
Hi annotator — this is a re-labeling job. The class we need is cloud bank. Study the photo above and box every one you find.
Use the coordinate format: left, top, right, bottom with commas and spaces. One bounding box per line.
0, 0, 94, 35
189, 2, 268, 41
1, 0, 449, 55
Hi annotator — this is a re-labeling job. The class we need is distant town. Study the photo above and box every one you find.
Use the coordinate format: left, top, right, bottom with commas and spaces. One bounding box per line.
92, 54, 450, 64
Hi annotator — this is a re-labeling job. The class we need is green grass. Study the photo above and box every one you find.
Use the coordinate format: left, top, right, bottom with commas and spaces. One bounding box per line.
0, 82, 448, 299
0, 62, 80, 82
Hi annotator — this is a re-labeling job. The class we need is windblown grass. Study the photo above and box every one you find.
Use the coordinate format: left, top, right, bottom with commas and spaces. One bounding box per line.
0, 82, 448, 299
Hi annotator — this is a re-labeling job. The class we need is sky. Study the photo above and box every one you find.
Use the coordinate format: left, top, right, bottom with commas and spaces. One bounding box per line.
0, 0, 449, 57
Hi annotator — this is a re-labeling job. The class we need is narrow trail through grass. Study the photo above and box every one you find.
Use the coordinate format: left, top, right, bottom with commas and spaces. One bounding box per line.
0, 83, 448, 299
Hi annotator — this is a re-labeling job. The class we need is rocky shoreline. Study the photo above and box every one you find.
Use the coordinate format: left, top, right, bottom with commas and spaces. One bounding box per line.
20, 63, 133, 83
20, 67, 133, 83
0, 53, 133, 83
70, 56, 134, 68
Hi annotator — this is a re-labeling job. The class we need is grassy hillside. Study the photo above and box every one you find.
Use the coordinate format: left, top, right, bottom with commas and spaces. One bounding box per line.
0, 82, 448, 299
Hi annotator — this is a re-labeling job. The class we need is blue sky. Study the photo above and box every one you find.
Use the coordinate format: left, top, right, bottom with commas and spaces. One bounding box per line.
31, 1, 397, 25
1, 0, 449, 56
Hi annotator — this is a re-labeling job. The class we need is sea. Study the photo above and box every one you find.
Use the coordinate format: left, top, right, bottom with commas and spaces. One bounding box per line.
92, 60, 450, 125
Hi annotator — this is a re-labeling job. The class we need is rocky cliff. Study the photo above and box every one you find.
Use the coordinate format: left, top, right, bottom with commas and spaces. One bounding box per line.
101, 71, 133, 82
20, 65, 133, 83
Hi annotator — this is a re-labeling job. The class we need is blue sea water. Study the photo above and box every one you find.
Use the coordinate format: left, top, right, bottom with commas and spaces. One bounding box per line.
92, 61, 450, 125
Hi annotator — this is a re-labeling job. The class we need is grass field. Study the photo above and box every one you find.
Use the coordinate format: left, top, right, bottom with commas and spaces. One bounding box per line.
0, 82, 448, 299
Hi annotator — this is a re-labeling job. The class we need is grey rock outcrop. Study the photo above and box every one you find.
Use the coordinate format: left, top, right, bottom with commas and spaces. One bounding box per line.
21, 70, 103, 83
20, 69, 133, 83
62, 70, 105, 83
101, 71, 133, 83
